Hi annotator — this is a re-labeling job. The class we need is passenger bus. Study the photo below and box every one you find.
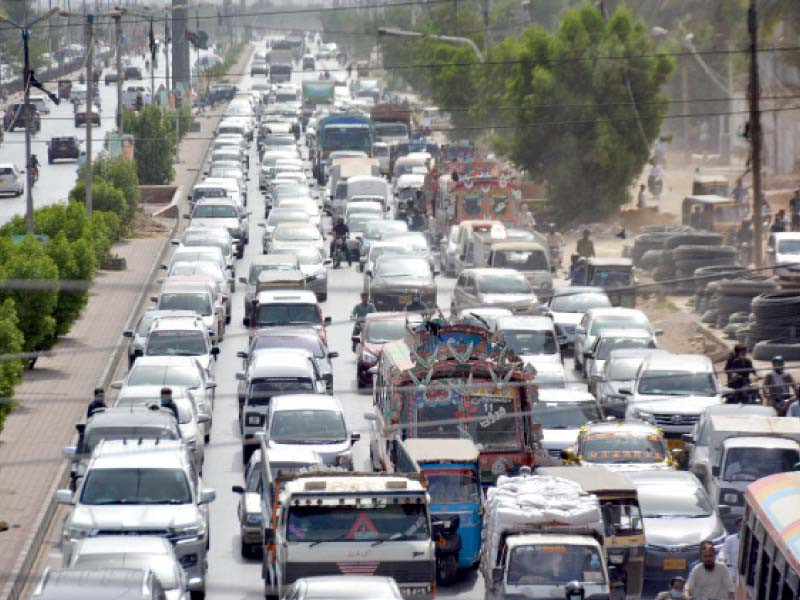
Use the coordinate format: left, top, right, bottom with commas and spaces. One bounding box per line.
736, 471, 800, 600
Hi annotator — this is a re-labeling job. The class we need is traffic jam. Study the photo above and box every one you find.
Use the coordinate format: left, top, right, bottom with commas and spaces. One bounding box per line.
30, 29, 800, 600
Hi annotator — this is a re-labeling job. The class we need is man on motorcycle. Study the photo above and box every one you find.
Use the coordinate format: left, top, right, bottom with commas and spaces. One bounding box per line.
350, 292, 375, 351
28, 154, 39, 185
762, 356, 797, 414
724, 344, 758, 403
330, 218, 351, 266
546, 224, 565, 272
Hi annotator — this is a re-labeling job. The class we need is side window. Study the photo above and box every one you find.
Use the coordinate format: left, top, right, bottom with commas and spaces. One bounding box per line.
456, 273, 466, 289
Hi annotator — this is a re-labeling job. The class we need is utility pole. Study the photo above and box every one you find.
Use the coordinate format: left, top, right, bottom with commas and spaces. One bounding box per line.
165, 16, 170, 92
23, 28, 33, 232
149, 18, 155, 99
481, 0, 489, 56
749, 0, 763, 268
85, 14, 94, 215
115, 11, 123, 129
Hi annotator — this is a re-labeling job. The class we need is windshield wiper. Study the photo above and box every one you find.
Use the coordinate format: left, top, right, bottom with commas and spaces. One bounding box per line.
372, 532, 407, 547
310, 532, 349, 547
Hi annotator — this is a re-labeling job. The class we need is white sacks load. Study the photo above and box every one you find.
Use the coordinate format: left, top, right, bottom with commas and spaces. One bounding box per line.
480, 472, 603, 579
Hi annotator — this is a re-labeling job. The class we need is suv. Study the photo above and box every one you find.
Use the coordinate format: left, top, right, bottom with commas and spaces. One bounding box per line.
245, 290, 331, 340
3, 103, 41, 132
185, 198, 249, 258
56, 440, 215, 594
236, 347, 326, 461
142, 315, 219, 378
239, 254, 300, 321
48, 136, 81, 163
63, 405, 182, 490
123, 309, 197, 367
124, 65, 143, 80
32, 568, 169, 600
152, 279, 225, 343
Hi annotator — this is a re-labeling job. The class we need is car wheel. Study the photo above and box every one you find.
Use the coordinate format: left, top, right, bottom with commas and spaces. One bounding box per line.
240, 539, 251, 558
318, 293, 327, 302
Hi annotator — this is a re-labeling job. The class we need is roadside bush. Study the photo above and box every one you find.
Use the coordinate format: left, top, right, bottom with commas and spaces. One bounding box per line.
92, 156, 140, 224
0, 237, 59, 353
123, 105, 175, 185
69, 179, 128, 220
0, 298, 25, 430
46, 233, 95, 337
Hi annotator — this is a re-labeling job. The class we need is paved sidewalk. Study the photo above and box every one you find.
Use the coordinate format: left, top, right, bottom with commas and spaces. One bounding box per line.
0, 44, 255, 600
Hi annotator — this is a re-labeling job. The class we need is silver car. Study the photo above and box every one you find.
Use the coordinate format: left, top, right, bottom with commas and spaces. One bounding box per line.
546, 286, 611, 348
595, 348, 667, 417
583, 329, 658, 392
451, 268, 539, 315
123, 309, 196, 368
67, 536, 189, 600
572, 307, 656, 376
32, 568, 170, 600
270, 246, 331, 302
625, 470, 727, 587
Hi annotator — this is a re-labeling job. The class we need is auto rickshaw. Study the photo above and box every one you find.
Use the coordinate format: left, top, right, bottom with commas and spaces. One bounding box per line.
538, 466, 645, 600
579, 257, 636, 307
692, 174, 729, 196
681, 194, 747, 234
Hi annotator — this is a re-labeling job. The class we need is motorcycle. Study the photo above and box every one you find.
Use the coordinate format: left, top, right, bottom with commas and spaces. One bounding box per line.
432, 516, 461, 585
29, 163, 39, 187
332, 236, 347, 268
724, 374, 760, 404
548, 244, 563, 273
351, 315, 365, 352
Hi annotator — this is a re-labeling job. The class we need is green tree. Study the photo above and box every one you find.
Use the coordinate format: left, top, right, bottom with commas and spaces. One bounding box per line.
501, 5, 673, 221
122, 105, 175, 184
69, 179, 128, 220
0, 237, 59, 353
0, 297, 25, 430
46, 233, 95, 337
92, 156, 140, 224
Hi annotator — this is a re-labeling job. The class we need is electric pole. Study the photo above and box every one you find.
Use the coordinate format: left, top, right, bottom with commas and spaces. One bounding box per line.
23, 28, 34, 232
115, 11, 123, 129
749, 0, 763, 268
86, 14, 94, 215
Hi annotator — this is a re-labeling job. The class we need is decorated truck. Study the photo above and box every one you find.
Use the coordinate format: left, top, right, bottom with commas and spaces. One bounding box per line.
364, 321, 542, 485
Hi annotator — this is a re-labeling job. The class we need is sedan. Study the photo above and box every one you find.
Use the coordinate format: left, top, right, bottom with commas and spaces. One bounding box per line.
260, 208, 308, 250
123, 309, 197, 367
583, 329, 658, 393
547, 286, 611, 348
271, 246, 332, 302
267, 223, 324, 255
626, 470, 727, 586
367, 256, 437, 312
573, 307, 656, 376
354, 312, 416, 388
0, 164, 23, 196
451, 268, 539, 315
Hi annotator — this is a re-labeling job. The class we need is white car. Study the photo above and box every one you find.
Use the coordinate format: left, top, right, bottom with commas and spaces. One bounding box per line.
533, 388, 603, 464
573, 307, 658, 375
267, 222, 324, 255
0, 164, 23, 196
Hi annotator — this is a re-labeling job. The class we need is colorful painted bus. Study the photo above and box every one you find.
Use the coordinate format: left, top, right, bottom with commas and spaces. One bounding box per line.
735, 471, 800, 600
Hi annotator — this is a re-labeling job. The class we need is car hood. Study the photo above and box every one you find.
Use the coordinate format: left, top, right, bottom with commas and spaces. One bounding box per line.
630, 395, 722, 414
643, 515, 723, 547
268, 440, 350, 464
479, 293, 534, 306
551, 312, 583, 327
541, 429, 580, 450
190, 217, 241, 231
70, 504, 201, 530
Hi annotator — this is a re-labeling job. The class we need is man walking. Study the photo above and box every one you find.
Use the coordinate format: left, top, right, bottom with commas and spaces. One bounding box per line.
686, 541, 734, 600
576, 229, 595, 259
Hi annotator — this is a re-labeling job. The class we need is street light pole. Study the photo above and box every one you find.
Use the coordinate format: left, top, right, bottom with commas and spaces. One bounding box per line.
115, 12, 123, 129
749, 0, 764, 268
85, 14, 94, 215
23, 28, 33, 232
376, 27, 484, 62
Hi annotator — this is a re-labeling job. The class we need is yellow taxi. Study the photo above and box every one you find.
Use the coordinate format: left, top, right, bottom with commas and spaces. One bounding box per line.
561, 419, 679, 471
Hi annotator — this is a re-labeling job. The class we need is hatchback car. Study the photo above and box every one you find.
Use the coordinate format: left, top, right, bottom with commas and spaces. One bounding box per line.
452, 268, 538, 315
573, 307, 656, 375
265, 394, 359, 469
546, 286, 611, 347
0, 163, 23, 196
584, 329, 658, 393
48, 136, 80, 162
625, 470, 727, 586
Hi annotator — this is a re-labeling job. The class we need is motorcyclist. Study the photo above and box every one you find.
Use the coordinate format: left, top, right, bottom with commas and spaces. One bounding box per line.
350, 292, 375, 351
409, 207, 426, 232
28, 154, 39, 183
405, 292, 430, 314
724, 344, 758, 403
569, 254, 588, 286
330, 218, 351, 266
762, 356, 797, 414
546, 223, 565, 272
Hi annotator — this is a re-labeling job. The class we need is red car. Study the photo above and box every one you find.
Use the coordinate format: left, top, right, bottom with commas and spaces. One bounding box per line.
354, 312, 422, 388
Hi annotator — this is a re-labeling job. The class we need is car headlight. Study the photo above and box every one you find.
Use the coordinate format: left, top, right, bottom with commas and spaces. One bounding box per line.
172, 522, 204, 539
361, 350, 378, 364
66, 524, 96, 540
245, 512, 263, 526
335, 451, 353, 468
633, 410, 655, 425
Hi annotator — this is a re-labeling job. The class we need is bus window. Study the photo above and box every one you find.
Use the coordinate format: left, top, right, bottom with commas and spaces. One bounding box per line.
747, 536, 760, 587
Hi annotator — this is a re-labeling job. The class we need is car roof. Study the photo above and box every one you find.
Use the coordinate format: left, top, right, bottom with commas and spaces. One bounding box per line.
587, 307, 648, 319
256, 290, 318, 303
91, 439, 186, 469
608, 348, 667, 360
271, 394, 343, 412
34, 568, 153, 599
250, 348, 315, 372
299, 576, 401, 599
596, 328, 654, 340
85, 406, 177, 428
148, 316, 206, 332
640, 353, 713, 372
537, 388, 596, 403
496, 315, 555, 330
490, 240, 546, 252
584, 419, 660, 436
129, 355, 202, 367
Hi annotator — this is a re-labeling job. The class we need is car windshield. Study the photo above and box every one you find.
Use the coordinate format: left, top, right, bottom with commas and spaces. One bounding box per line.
596, 338, 655, 360
371, 246, 416, 263
256, 303, 320, 326
158, 293, 211, 316
268, 211, 307, 226
723, 447, 800, 482
273, 248, 322, 265
550, 292, 611, 313
82, 427, 179, 454
376, 258, 429, 278
249, 378, 315, 405
607, 358, 644, 380
508, 544, 606, 586
72, 555, 180, 589
533, 401, 601, 429
286, 504, 429, 543
146, 331, 207, 356
81, 468, 192, 505
493, 250, 549, 271
477, 273, 531, 294
270, 409, 346, 442
426, 469, 479, 504
501, 330, 558, 355
365, 319, 406, 343
252, 334, 324, 357
636, 484, 713, 518
126, 365, 201, 388
192, 204, 238, 218
348, 215, 380, 232
777, 239, 800, 254
415, 396, 518, 449
169, 263, 223, 281
115, 397, 192, 425
590, 317, 650, 336
638, 370, 717, 396
274, 226, 319, 241
590, 269, 631, 287
581, 432, 667, 464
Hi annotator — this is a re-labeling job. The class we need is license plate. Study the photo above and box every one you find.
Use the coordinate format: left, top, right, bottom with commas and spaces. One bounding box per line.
398, 295, 411, 305
663, 558, 686, 571
59, 145, 67, 150
667, 438, 685, 452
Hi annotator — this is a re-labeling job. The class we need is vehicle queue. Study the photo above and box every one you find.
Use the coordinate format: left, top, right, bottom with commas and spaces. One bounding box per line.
31, 31, 800, 600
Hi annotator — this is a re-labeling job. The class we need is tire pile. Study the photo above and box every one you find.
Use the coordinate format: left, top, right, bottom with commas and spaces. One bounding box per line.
713, 278, 778, 330
693, 266, 747, 314
629, 225, 692, 268
746, 290, 800, 355
651, 232, 730, 292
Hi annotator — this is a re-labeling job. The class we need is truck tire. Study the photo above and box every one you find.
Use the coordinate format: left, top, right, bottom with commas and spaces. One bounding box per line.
752, 339, 800, 362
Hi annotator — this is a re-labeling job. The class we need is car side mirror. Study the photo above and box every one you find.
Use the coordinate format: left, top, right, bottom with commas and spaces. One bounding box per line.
618, 387, 632, 395
211, 346, 220, 356
363, 412, 378, 422
232, 485, 245, 494
328, 351, 339, 358
323, 258, 332, 266
583, 352, 593, 360
133, 349, 143, 358
654, 329, 664, 336
122, 329, 133, 338
324, 316, 332, 325
350, 432, 361, 442
197, 414, 210, 424
199, 488, 216, 505
236, 371, 246, 381
110, 380, 123, 390
63, 446, 77, 458
55, 489, 74, 505
239, 276, 247, 284
243, 316, 250, 326
236, 351, 248, 359
182, 213, 192, 219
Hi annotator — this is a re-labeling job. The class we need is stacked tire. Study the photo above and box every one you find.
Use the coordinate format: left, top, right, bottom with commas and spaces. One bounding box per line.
714, 278, 778, 329
747, 290, 800, 351
692, 266, 747, 314
673, 245, 738, 294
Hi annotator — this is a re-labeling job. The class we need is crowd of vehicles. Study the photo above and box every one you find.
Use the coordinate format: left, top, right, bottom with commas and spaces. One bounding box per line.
30, 29, 800, 600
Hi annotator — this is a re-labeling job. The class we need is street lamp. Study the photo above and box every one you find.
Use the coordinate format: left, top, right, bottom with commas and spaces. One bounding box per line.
0, 7, 61, 233
377, 27, 484, 63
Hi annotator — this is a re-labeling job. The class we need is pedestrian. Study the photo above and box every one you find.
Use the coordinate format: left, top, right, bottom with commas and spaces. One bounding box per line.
576, 229, 595, 258
637, 184, 647, 209
87, 387, 106, 418
655, 576, 687, 600
790, 189, 800, 231
520, 205, 536, 232
771, 209, 787, 233
685, 541, 734, 600
720, 516, 743, 585
160, 386, 179, 422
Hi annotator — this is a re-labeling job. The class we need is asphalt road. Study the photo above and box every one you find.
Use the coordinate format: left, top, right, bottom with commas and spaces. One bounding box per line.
0, 53, 164, 226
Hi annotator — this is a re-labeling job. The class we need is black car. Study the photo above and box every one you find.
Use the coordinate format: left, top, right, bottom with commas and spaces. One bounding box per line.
123, 66, 142, 80
48, 137, 80, 163
208, 83, 237, 104
3, 103, 40, 133
104, 71, 120, 85
74, 108, 100, 127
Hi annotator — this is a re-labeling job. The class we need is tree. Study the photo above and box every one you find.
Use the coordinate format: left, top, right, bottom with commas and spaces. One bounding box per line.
501, 5, 673, 221
122, 105, 175, 184
70, 179, 128, 219
92, 156, 140, 224
0, 298, 25, 430
46, 233, 95, 337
